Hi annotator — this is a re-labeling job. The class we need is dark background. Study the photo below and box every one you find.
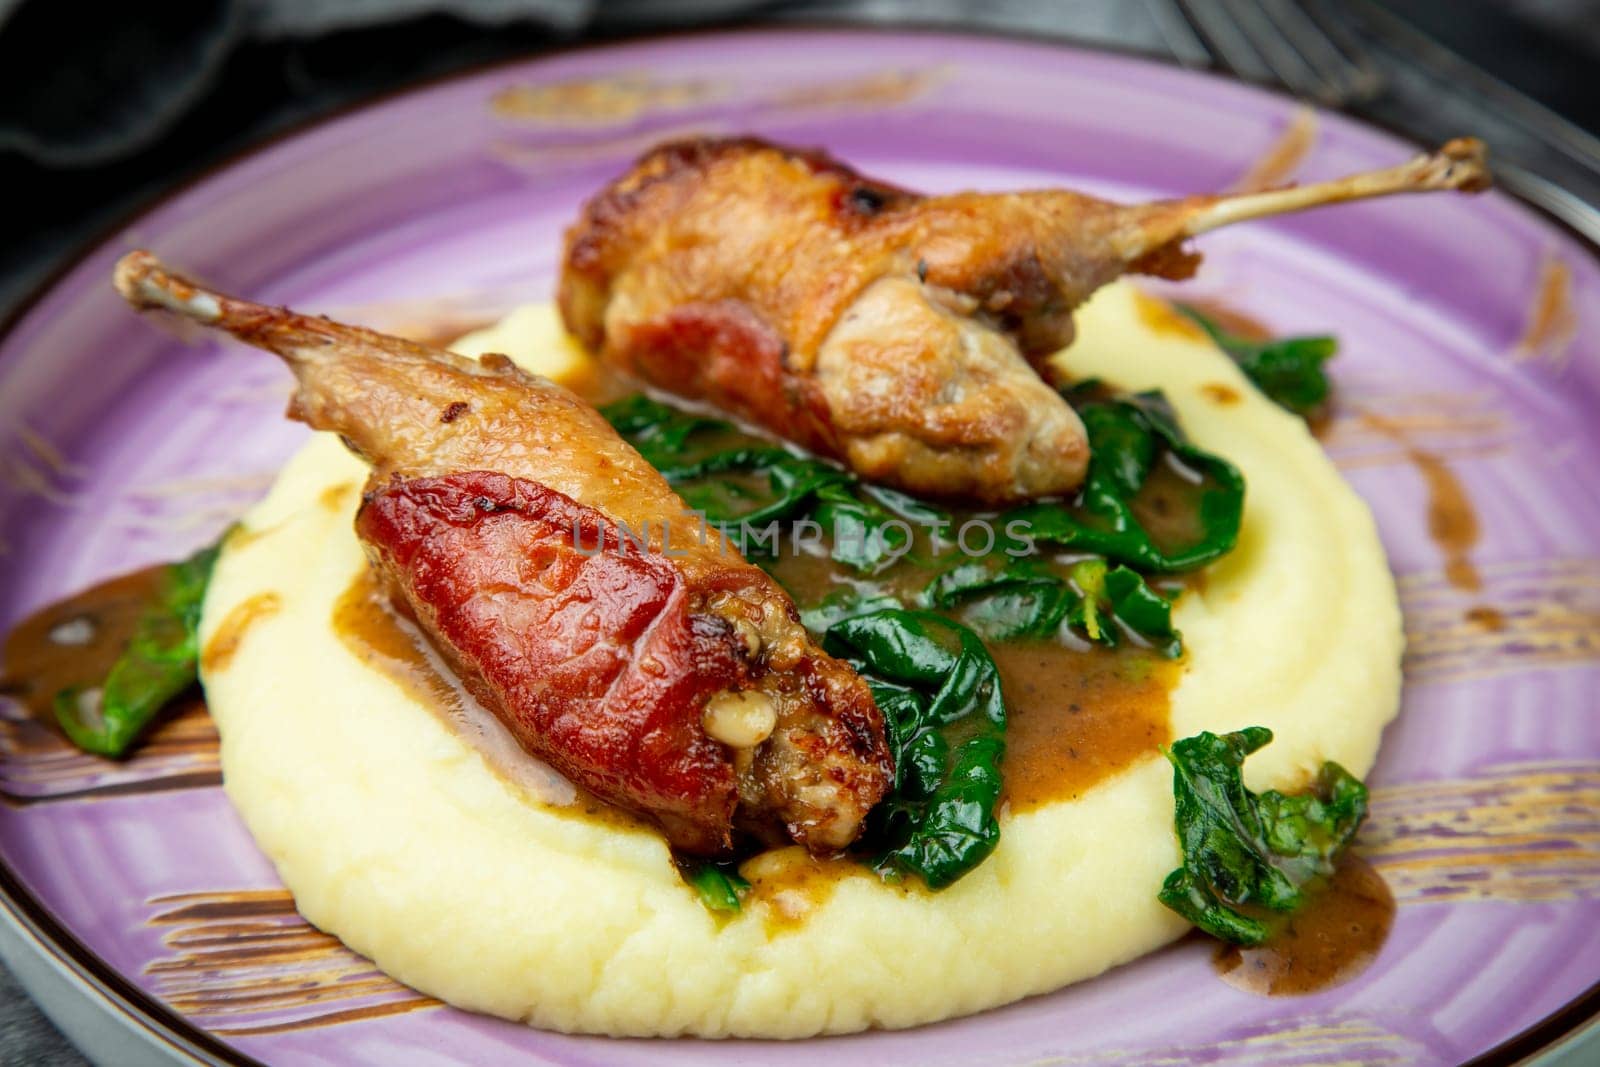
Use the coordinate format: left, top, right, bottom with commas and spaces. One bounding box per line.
3, 0, 1599, 317
0, 0, 1595, 1062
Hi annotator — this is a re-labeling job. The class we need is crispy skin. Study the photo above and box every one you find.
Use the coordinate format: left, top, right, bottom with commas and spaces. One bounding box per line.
560, 137, 1097, 504
113, 251, 891, 856
560, 135, 1489, 504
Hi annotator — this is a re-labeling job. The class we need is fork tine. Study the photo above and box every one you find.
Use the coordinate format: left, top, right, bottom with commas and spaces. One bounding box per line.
1223, 0, 1334, 102
1175, 0, 1278, 85
1143, 0, 1215, 68
1259, 0, 1384, 104
1176, 0, 1385, 107
1303, 0, 1386, 102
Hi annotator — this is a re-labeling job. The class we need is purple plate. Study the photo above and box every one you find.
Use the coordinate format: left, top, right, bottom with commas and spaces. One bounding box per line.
1, 27, 1598, 1067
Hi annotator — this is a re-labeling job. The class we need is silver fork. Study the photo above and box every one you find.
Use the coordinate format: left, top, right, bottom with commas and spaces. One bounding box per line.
1148, 0, 1600, 243
1149, 0, 1385, 107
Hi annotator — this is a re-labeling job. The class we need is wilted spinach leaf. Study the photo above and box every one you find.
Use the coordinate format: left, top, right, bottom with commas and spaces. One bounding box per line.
924, 556, 1180, 655
1158, 727, 1369, 945
602, 396, 913, 573
799, 587, 904, 634
1005, 393, 1244, 574
823, 609, 1006, 889
675, 859, 750, 914
600, 394, 729, 468
1067, 559, 1183, 658
925, 558, 1073, 641
1176, 306, 1336, 417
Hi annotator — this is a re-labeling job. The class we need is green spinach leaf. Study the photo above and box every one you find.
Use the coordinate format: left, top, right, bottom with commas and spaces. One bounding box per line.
600, 394, 729, 468
1004, 394, 1244, 573
1158, 727, 1369, 945
1067, 559, 1183, 658
675, 859, 750, 914
602, 397, 911, 573
823, 609, 1006, 889
924, 558, 1073, 642
925, 553, 1181, 656
1176, 306, 1336, 417
798, 588, 904, 634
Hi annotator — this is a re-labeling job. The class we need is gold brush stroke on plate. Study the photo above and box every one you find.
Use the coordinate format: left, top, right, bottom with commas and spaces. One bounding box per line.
1399, 558, 1600, 684
1363, 760, 1600, 904
0, 422, 83, 508
485, 67, 945, 174
130, 766, 1599, 1040
1036, 1017, 1425, 1066
14, 424, 87, 482
0, 698, 219, 803
1321, 383, 1515, 470
761, 67, 948, 111
491, 73, 724, 126
143, 890, 438, 1036
489, 67, 944, 128
115, 471, 279, 539
488, 119, 735, 172
1230, 106, 1320, 194
1511, 255, 1577, 368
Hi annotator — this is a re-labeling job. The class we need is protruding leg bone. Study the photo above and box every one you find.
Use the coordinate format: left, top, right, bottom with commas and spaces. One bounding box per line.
1112, 138, 1491, 263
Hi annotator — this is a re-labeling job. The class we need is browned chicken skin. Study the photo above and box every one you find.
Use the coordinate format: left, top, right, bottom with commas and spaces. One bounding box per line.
113, 251, 891, 856
561, 136, 1489, 504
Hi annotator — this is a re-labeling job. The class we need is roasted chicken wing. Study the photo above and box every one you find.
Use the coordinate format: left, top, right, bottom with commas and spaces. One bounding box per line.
560, 136, 1489, 504
113, 251, 892, 856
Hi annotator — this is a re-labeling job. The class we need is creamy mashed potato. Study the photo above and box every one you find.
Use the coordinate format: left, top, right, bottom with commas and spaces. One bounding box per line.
200, 282, 1403, 1037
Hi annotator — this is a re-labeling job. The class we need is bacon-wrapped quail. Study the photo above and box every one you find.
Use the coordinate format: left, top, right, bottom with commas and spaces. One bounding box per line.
113, 251, 892, 856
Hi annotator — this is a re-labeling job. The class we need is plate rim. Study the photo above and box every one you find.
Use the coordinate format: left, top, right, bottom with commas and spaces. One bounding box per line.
1, 21, 1597, 1067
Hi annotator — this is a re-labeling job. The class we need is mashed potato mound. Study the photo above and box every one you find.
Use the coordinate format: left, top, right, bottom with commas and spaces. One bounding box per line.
200, 282, 1403, 1037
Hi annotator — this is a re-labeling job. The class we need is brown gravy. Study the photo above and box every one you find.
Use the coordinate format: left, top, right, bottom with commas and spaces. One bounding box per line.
332, 571, 456, 711
1133, 289, 1274, 343
991, 642, 1175, 810
1362, 413, 1481, 591
201, 593, 282, 675
739, 847, 868, 932
1213, 854, 1394, 996
330, 568, 642, 828
0, 567, 169, 722
0, 566, 219, 766
762, 556, 1179, 815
